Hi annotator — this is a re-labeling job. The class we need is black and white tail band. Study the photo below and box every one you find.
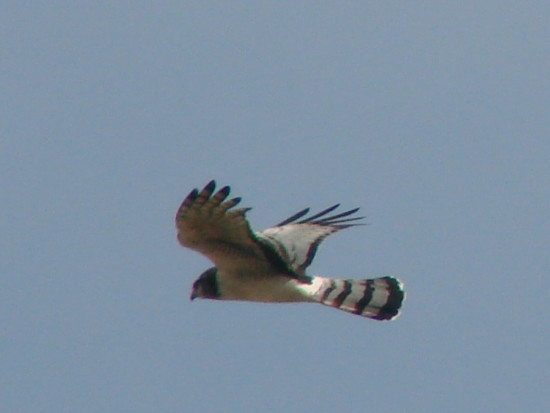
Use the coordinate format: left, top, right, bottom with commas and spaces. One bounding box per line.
317, 276, 405, 320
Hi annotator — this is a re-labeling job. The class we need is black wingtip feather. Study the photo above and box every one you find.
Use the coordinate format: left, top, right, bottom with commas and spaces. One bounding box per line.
204, 180, 216, 192
315, 207, 360, 223
185, 188, 199, 202
218, 186, 231, 196
276, 207, 311, 226
299, 204, 340, 223
275, 205, 364, 228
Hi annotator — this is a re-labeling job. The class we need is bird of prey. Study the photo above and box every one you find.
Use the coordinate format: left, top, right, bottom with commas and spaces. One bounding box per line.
175, 180, 405, 320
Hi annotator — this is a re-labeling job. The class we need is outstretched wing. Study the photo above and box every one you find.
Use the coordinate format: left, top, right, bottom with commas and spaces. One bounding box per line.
257, 205, 364, 275
175, 180, 268, 272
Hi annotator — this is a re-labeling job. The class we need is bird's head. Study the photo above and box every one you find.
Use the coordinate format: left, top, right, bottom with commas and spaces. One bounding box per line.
190, 267, 220, 300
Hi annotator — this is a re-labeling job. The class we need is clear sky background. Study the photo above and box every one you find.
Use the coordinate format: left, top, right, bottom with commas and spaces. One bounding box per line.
2, 2, 549, 412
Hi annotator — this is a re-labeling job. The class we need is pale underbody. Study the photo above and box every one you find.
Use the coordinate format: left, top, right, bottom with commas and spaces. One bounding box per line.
215, 270, 325, 303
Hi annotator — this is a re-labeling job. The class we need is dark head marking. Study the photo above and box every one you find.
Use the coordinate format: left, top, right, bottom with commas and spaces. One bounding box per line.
190, 267, 220, 300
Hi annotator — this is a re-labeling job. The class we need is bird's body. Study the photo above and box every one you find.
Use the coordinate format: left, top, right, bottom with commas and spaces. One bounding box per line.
218, 274, 313, 303
176, 180, 405, 320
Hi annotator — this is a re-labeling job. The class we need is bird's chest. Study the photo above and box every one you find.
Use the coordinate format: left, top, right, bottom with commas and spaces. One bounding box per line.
217, 271, 308, 303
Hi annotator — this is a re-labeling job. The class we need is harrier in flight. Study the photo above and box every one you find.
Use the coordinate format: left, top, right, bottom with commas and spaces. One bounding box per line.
175, 181, 405, 320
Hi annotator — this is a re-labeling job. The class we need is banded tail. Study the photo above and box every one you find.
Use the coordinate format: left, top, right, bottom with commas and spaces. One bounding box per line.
313, 276, 405, 320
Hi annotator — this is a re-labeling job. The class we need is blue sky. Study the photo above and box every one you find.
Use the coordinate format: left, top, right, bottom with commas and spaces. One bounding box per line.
2, 2, 549, 412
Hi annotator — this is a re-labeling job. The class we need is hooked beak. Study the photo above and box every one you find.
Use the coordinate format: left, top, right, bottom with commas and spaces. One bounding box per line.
190, 291, 197, 301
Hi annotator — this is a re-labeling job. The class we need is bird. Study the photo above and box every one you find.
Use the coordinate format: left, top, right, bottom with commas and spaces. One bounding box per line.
175, 180, 405, 320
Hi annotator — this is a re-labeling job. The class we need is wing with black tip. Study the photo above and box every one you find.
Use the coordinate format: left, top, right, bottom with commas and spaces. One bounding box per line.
175, 180, 267, 271
257, 205, 364, 275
